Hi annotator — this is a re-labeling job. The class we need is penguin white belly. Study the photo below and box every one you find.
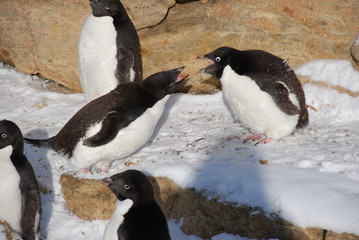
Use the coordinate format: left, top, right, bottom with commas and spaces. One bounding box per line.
71, 95, 170, 169
221, 66, 298, 139
103, 199, 133, 240
0, 146, 22, 233
78, 15, 118, 101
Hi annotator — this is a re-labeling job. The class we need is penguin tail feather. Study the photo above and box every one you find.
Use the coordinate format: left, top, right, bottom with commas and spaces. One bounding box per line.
24, 137, 53, 149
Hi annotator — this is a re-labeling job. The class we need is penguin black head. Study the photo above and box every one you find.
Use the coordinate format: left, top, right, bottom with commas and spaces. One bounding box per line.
141, 66, 188, 100
198, 47, 240, 79
0, 120, 23, 151
103, 170, 155, 203
89, 0, 125, 17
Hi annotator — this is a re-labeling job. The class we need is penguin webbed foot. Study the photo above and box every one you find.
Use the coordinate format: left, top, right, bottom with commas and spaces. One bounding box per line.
243, 134, 262, 143
89, 160, 111, 174
243, 134, 273, 145
254, 138, 273, 145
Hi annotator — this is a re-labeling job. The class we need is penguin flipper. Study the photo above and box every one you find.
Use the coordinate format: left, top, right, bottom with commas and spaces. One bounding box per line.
115, 47, 135, 84
269, 81, 300, 116
24, 137, 52, 149
83, 111, 129, 147
17, 159, 41, 240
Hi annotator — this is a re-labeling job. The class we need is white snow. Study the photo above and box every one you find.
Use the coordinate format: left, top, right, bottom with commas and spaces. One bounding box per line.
0, 59, 358, 239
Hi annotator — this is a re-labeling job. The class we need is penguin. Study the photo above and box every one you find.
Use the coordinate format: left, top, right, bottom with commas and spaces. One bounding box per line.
78, 0, 142, 102
0, 120, 41, 240
102, 170, 171, 240
25, 67, 188, 172
198, 47, 308, 144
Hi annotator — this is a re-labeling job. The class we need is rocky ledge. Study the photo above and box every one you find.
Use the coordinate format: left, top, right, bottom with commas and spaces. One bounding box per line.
60, 174, 359, 240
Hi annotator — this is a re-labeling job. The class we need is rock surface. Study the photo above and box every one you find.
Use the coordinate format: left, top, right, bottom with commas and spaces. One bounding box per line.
0, 0, 175, 92
60, 174, 359, 240
0, 0, 358, 93
0, 221, 22, 240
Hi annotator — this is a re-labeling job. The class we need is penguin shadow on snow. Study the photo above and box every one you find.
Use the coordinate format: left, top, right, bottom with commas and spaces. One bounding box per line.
150, 135, 289, 238
24, 129, 54, 240
148, 94, 183, 143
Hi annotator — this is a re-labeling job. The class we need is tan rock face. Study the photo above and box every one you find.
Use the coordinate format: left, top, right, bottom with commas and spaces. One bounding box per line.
0, 221, 22, 240
60, 174, 359, 240
0, 0, 358, 93
0, 0, 175, 92
141, 0, 359, 93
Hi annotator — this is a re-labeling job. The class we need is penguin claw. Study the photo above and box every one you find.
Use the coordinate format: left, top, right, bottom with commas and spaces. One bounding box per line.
243, 134, 262, 143
255, 138, 273, 146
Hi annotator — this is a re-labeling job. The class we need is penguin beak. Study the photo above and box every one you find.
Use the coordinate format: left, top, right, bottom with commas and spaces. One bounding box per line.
197, 56, 214, 73
175, 66, 189, 83
102, 177, 113, 185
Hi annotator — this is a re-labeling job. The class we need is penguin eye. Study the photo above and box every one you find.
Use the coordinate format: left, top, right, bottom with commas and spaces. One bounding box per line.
104, 6, 110, 10
215, 56, 221, 62
1, 133, 7, 139
124, 185, 130, 190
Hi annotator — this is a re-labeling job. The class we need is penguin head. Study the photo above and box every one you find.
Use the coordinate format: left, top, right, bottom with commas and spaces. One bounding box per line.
89, 0, 125, 17
103, 170, 155, 203
198, 47, 238, 79
141, 66, 188, 100
0, 120, 23, 150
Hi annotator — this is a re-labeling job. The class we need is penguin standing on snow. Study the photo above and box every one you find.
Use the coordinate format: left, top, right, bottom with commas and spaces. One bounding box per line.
0, 120, 41, 240
25, 67, 188, 172
198, 47, 308, 144
78, 0, 142, 101
103, 170, 171, 240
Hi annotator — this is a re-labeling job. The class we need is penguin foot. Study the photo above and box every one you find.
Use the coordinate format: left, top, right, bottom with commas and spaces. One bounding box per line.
255, 138, 273, 145
81, 168, 91, 173
243, 134, 262, 143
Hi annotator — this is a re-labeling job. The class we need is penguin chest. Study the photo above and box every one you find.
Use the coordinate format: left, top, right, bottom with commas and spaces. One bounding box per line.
104, 199, 133, 240
78, 15, 118, 101
220, 66, 298, 139
71, 96, 170, 169
0, 146, 22, 232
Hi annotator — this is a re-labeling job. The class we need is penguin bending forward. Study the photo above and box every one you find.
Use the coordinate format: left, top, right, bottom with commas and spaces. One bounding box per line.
103, 170, 171, 240
79, 0, 142, 101
25, 67, 188, 172
198, 47, 308, 144
0, 120, 41, 240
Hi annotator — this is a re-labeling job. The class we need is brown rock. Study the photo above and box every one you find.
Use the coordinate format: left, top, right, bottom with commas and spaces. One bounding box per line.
60, 174, 116, 220
0, 0, 357, 93
60, 174, 359, 240
0, 0, 175, 92
141, 0, 359, 94
0, 221, 22, 240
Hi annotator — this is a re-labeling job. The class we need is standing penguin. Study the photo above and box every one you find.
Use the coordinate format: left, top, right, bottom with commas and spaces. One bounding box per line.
103, 170, 171, 240
198, 47, 308, 144
25, 67, 188, 172
78, 0, 142, 101
0, 120, 41, 240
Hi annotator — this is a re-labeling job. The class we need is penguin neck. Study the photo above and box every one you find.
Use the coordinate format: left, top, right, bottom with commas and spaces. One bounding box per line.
10, 138, 25, 162
112, 5, 130, 24
139, 84, 166, 104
